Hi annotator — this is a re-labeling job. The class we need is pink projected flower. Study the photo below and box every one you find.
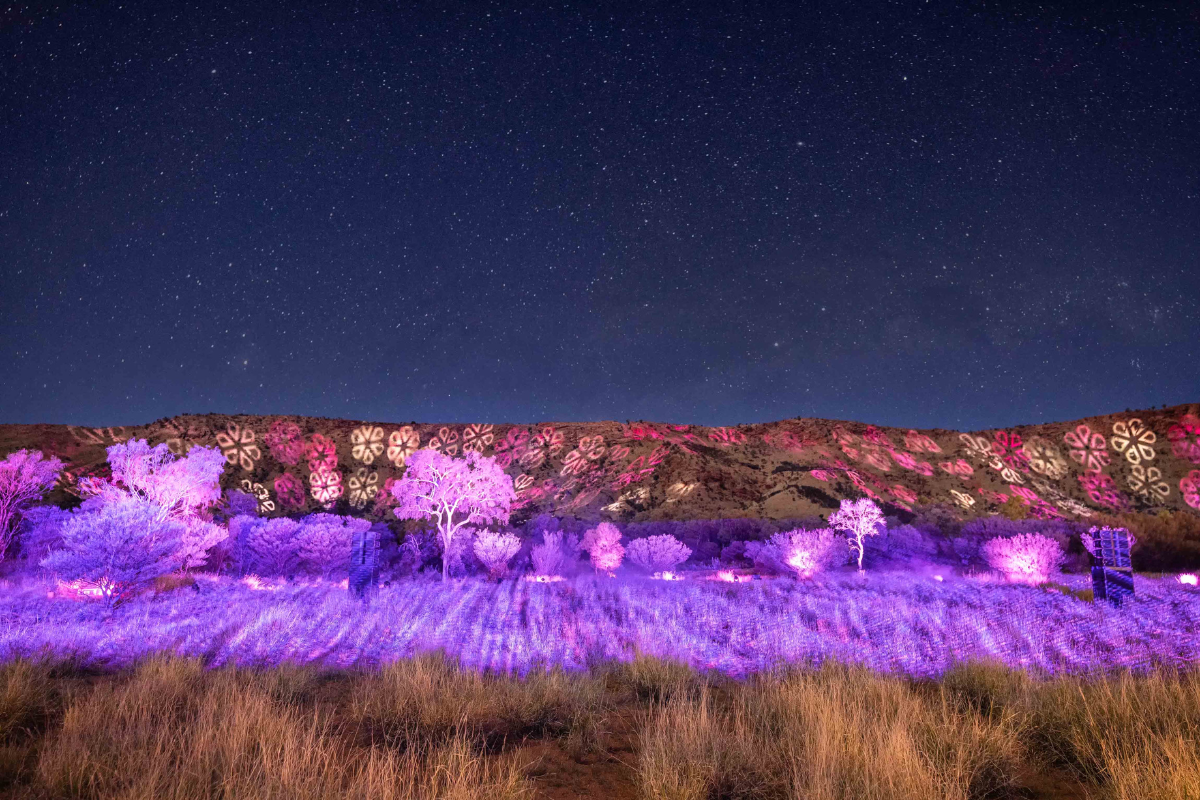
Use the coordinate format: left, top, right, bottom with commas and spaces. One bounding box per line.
991, 431, 1030, 473
347, 468, 379, 509
624, 424, 663, 441
426, 427, 460, 456
1022, 436, 1069, 480
1126, 465, 1169, 502
578, 435, 606, 461
1078, 473, 1128, 511
492, 427, 529, 468
912, 460, 935, 477
216, 423, 261, 472
461, 423, 495, 453
520, 427, 564, 467
810, 469, 834, 482
309, 467, 343, 506
940, 459, 974, 479
386, 426, 420, 467
858, 446, 890, 472
890, 485, 917, 505
959, 433, 993, 462
861, 426, 893, 448
1064, 425, 1110, 473
274, 473, 305, 509
709, 427, 746, 446
904, 430, 942, 453
263, 420, 304, 466
988, 457, 1026, 485
306, 434, 338, 473
560, 435, 605, 476
350, 426, 385, 464
1167, 415, 1200, 464
1179, 470, 1200, 510
890, 450, 917, 470
1110, 419, 1156, 466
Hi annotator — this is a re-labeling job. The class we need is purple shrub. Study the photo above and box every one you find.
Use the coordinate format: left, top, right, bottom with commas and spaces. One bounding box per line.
294, 513, 369, 578
770, 528, 841, 578
627, 534, 692, 575
531, 531, 566, 577
0, 449, 63, 561
473, 531, 522, 578
40, 500, 185, 606
13, 505, 72, 568
982, 533, 1065, 585
235, 516, 303, 576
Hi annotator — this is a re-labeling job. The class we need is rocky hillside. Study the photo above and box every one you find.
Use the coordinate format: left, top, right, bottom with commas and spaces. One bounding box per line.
3, 404, 1199, 524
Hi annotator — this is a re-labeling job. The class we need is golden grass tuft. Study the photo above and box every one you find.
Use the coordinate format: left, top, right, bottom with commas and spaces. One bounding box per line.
637, 662, 1023, 800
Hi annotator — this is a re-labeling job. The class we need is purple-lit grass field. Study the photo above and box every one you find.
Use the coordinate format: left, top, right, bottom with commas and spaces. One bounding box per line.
4, 570, 1197, 678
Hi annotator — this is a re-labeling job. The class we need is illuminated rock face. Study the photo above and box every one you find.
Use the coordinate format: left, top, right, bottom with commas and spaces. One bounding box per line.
2, 403, 1199, 523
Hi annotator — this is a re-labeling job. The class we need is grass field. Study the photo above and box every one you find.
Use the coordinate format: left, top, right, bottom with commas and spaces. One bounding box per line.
2, 653, 1199, 799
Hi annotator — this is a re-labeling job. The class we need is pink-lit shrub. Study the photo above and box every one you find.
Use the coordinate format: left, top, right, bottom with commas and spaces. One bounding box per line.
829, 497, 884, 572
770, 528, 841, 578
473, 531, 522, 578
581, 522, 624, 574
0, 449, 63, 561
41, 500, 185, 606
627, 534, 692, 575
391, 450, 515, 581
982, 533, 1064, 585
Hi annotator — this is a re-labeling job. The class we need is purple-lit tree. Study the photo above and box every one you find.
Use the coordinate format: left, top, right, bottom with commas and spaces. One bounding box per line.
41, 500, 185, 607
983, 533, 1064, 585
80, 439, 228, 570
531, 530, 566, 577
829, 497, 885, 572
0, 449, 63, 562
473, 531, 522, 579
770, 528, 842, 578
627, 534, 691, 575
390, 449, 515, 581
294, 513, 369, 578
581, 522, 624, 575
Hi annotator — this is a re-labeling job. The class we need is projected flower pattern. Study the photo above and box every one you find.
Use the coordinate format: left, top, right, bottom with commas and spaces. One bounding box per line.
306, 434, 338, 473
492, 427, 530, 468
350, 426, 385, 464
763, 431, 812, 453
309, 467, 343, 507
709, 427, 747, 447
1127, 465, 1169, 503
1182, 471, 1200, 510
1022, 437, 1069, 480
940, 460, 974, 479
239, 479, 275, 514
274, 473, 306, 510
520, 427, 564, 468
216, 424, 261, 472
1078, 473, 1128, 512
959, 434, 994, 463
426, 427, 460, 456
950, 489, 976, 510
1110, 419, 1156, 466
1064, 425, 1110, 473
263, 420, 304, 466
386, 427, 420, 467
904, 430, 942, 453
560, 435, 606, 476
1167, 415, 1200, 464
460, 423, 494, 453
347, 468, 379, 509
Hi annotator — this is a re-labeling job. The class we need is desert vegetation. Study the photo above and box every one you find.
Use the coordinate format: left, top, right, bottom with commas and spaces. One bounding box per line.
0, 433, 1198, 798
2, 654, 1199, 799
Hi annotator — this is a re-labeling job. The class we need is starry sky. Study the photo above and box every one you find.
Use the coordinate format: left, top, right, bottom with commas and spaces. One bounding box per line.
1, 2, 1196, 431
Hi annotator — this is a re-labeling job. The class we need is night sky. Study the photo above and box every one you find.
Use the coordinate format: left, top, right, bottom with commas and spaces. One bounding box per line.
2, 3, 1196, 431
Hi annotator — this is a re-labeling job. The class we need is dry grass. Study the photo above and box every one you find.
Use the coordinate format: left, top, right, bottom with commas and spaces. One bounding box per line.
945, 661, 1200, 800
2, 653, 1198, 800
637, 662, 1022, 800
